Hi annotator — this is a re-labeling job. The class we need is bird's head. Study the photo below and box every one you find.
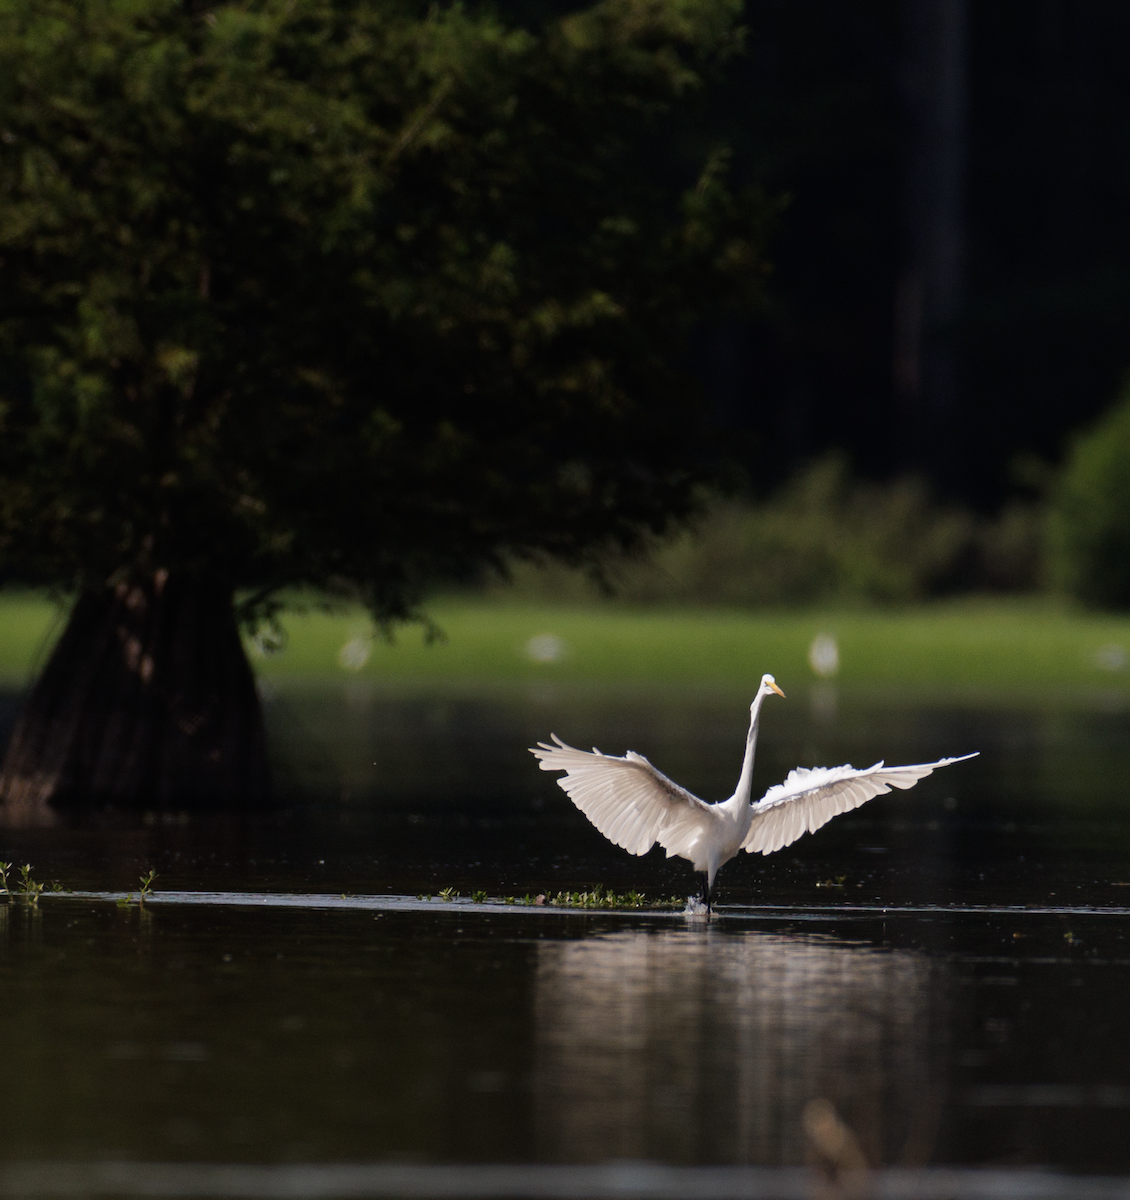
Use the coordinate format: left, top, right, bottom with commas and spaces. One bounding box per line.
756, 674, 786, 705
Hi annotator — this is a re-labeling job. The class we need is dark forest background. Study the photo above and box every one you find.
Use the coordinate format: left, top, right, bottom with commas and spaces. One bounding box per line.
547, 0, 1130, 510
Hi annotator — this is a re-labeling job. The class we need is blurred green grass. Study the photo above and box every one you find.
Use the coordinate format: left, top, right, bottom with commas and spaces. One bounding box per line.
257, 598, 1130, 688
0, 594, 68, 686
262, 598, 1130, 689
1, 594, 1130, 689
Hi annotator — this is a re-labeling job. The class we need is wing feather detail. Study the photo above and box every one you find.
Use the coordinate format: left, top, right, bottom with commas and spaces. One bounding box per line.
741, 754, 978, 857
530, 735, 714, 857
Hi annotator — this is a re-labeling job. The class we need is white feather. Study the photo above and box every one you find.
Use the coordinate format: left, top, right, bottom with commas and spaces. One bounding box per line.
530, 676, 978, 900
529, 735, 716, 860
741, 755, 977, 856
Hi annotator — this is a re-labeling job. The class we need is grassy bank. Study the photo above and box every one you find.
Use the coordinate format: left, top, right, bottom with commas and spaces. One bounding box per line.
0, 594, 1129, 689
255, 598, 1130, 688
0, 594, 68, 686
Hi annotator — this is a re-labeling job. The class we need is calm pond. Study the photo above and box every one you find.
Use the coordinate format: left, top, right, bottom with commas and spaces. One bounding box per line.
1, 681, 1129, 1196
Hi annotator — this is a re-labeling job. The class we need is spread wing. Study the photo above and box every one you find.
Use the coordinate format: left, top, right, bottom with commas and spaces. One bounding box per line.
530, 734, 715, 856
741, 753, 978, 856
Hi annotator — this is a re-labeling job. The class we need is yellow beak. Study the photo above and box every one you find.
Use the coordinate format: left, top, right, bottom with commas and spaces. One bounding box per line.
769, 681, 786, 699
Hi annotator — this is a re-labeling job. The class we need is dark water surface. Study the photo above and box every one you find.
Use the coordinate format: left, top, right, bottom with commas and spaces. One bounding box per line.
2, 681, 1130, 1191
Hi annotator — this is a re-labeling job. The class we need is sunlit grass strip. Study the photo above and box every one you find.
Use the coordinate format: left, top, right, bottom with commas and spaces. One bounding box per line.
6, 592, 1130, 687
0, 594, 68, 685
252, 597, 1130, 687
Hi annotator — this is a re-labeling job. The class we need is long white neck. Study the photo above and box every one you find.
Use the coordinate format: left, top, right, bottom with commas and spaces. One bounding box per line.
733, 688, 769, 808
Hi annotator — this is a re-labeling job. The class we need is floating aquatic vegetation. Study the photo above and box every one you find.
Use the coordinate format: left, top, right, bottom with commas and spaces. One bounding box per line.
138, 869, 158, 905
18, 864, 43, 904
545, 885, 682, 911
117, 868, 158, 908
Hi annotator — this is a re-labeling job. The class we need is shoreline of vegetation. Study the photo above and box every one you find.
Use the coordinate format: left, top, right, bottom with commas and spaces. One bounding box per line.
1, 592, 1130, 690
253, 597, 1130, 690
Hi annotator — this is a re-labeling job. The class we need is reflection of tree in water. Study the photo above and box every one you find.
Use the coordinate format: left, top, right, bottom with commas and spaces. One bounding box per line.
534, 929, 948, 1166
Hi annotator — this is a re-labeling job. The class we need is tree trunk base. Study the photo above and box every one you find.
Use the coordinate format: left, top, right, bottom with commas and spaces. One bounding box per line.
0, 573, 270, 816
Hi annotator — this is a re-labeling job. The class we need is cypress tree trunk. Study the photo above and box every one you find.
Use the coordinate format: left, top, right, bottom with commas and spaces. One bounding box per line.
0, 572, 269, 821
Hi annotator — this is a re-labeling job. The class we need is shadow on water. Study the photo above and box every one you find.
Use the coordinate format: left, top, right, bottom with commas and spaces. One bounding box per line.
0, 679, 1129, 1183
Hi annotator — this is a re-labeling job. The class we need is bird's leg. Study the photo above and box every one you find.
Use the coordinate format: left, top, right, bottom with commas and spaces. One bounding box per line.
697, 872, 712, 914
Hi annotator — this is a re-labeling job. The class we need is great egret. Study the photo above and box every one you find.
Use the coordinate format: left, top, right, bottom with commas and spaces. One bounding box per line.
530, 674, 977, 910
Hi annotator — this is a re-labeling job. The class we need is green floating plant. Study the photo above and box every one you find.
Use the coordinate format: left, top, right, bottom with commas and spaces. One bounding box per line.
18, 864, 44, 905
118, 868, 159, 908
544, 885, 682, 911
436, 885, 681, 911
138, 869, 158, 905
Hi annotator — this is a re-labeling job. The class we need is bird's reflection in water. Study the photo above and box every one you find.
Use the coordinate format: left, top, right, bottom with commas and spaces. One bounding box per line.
534, 928, 945, 1167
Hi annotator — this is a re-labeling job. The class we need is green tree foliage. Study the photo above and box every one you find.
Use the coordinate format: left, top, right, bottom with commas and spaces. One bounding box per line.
492, 455, 1044, 607
0, 0, 767, 623
0, 0, 769, 811
1051, 385, 1130, 609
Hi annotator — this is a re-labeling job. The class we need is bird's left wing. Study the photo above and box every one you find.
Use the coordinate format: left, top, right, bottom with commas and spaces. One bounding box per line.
741, 753, 978, 856
530, 734, 714, 856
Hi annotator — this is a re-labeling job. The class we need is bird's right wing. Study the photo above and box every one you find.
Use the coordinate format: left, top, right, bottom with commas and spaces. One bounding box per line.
741, 754, 978, 856
530, 734, 714, 856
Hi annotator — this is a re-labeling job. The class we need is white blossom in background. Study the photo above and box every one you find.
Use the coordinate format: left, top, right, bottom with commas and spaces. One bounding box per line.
808, 634, 840, 679
1094, 643, 1127, 672
338, 636, 372, 671
525, 633, 568, 664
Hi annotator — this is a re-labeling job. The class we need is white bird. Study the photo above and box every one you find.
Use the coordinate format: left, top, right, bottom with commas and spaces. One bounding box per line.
530, 673, 977, 911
